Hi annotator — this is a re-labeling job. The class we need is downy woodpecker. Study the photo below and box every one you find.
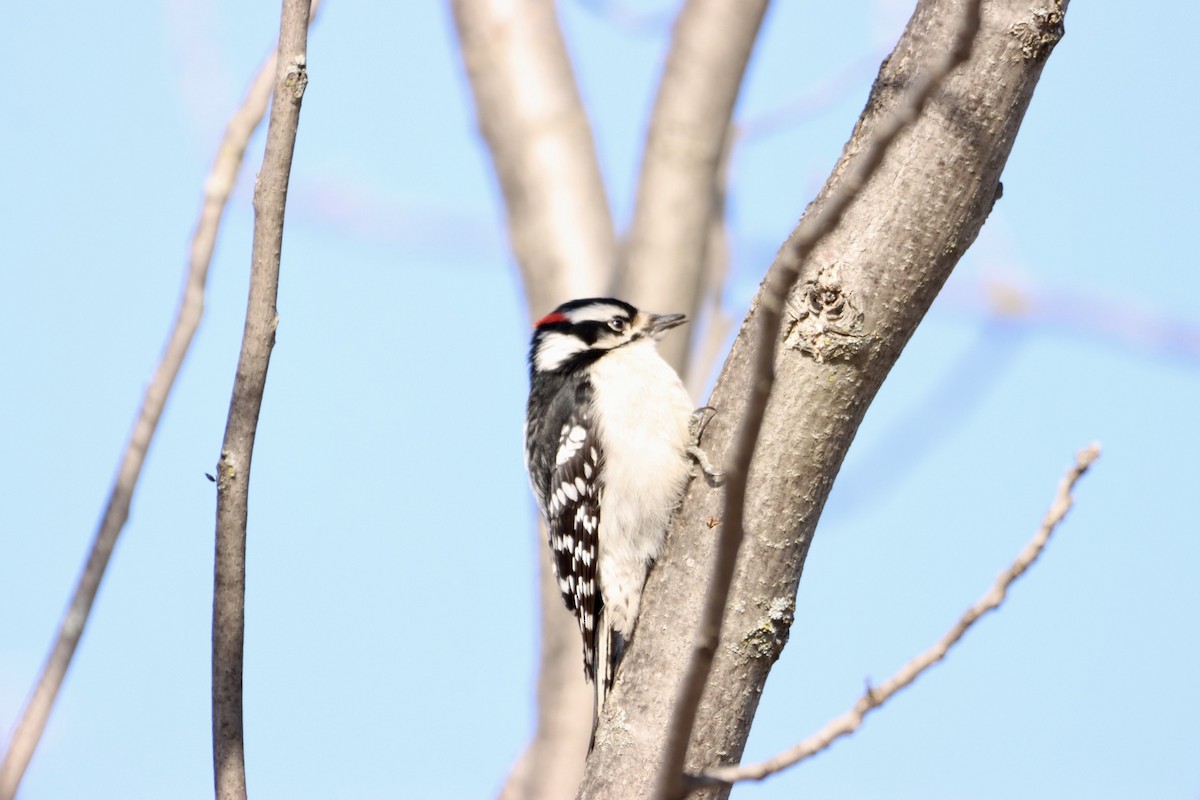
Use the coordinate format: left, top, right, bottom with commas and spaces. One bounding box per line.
523, 297, 694, 744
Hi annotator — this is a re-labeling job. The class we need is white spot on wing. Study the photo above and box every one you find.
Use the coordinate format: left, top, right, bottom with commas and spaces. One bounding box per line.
556, 424, 588, 465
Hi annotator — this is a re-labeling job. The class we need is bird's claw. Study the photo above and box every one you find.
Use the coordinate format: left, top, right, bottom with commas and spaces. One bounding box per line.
688, 407, 725, 486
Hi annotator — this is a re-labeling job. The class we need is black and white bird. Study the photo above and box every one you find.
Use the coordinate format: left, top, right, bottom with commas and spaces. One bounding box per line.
523, 297, 695, 744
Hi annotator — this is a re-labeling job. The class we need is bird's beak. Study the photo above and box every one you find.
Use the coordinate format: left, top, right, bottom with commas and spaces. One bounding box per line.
643, 312, 687, 338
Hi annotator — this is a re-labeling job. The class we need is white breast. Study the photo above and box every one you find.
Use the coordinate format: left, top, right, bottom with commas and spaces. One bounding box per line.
588, 339, 693, 635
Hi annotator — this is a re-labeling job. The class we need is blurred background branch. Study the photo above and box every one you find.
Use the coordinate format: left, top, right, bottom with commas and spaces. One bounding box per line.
615, 0, 768, 374
451, 1, 617, 795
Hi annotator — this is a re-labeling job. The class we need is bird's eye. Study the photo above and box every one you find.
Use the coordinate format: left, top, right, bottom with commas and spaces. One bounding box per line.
608, 318, 628, 333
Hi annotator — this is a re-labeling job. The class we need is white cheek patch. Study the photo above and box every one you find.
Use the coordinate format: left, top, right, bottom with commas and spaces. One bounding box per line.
534, 331, 587, 372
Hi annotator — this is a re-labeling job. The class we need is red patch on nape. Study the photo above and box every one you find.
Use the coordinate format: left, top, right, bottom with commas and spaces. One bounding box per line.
535, 311, 569, 328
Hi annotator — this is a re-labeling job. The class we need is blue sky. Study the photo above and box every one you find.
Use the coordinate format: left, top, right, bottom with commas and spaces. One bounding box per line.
2, 1, 1197, 798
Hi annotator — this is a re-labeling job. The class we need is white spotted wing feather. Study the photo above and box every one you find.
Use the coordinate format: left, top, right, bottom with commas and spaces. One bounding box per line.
544, 412, 604, 683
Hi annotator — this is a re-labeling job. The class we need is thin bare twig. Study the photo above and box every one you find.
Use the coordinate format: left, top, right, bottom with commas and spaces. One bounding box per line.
695, 442, 1101, 788
653, 3, 984, 798
684, 135, 734, 400
211, 1, 311, 798
0, 5, 321, 797
948, 276, 1200, 363
737, 49, 888, 142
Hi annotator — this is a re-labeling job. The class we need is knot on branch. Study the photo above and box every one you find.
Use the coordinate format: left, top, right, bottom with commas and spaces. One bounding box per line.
728, 596, 794, 665
215, 451, 237, 491
1010, 3, 1065, 61
783, 276, 869, 363
285, 56, 308, 101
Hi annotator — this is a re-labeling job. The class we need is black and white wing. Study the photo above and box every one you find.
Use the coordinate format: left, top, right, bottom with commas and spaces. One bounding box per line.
544, 408, 604, 684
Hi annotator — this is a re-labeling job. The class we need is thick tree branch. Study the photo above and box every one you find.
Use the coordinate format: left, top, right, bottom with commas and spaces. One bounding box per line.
617, 0, 768, 374
211, 2, 311, 798
452, 0, 617, 318
654, 3, 983, 798
695, 443, 1100, 788
0, 6, 322, 798
579, 1, 1069, 798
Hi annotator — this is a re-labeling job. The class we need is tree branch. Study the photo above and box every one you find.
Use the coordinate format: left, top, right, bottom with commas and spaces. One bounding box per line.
0, 5, 322, 798
694, 442, 1100, 788
451, 0, 617, 318
579, 1, 1069, 797
617, 0, 768, 374
211, 2, 311, 798
654, 3, 984, 797
497, 528, 593, 800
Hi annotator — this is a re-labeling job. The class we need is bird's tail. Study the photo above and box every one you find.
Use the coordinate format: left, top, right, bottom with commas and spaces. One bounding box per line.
589, 607, 628, 752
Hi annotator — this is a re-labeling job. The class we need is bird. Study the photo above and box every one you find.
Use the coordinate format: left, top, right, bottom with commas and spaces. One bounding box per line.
523, 297, 695, 747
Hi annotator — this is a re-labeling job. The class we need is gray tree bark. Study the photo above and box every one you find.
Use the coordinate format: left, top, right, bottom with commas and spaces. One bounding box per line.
212, 1, 312, 798
580, 0, 1068, 797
